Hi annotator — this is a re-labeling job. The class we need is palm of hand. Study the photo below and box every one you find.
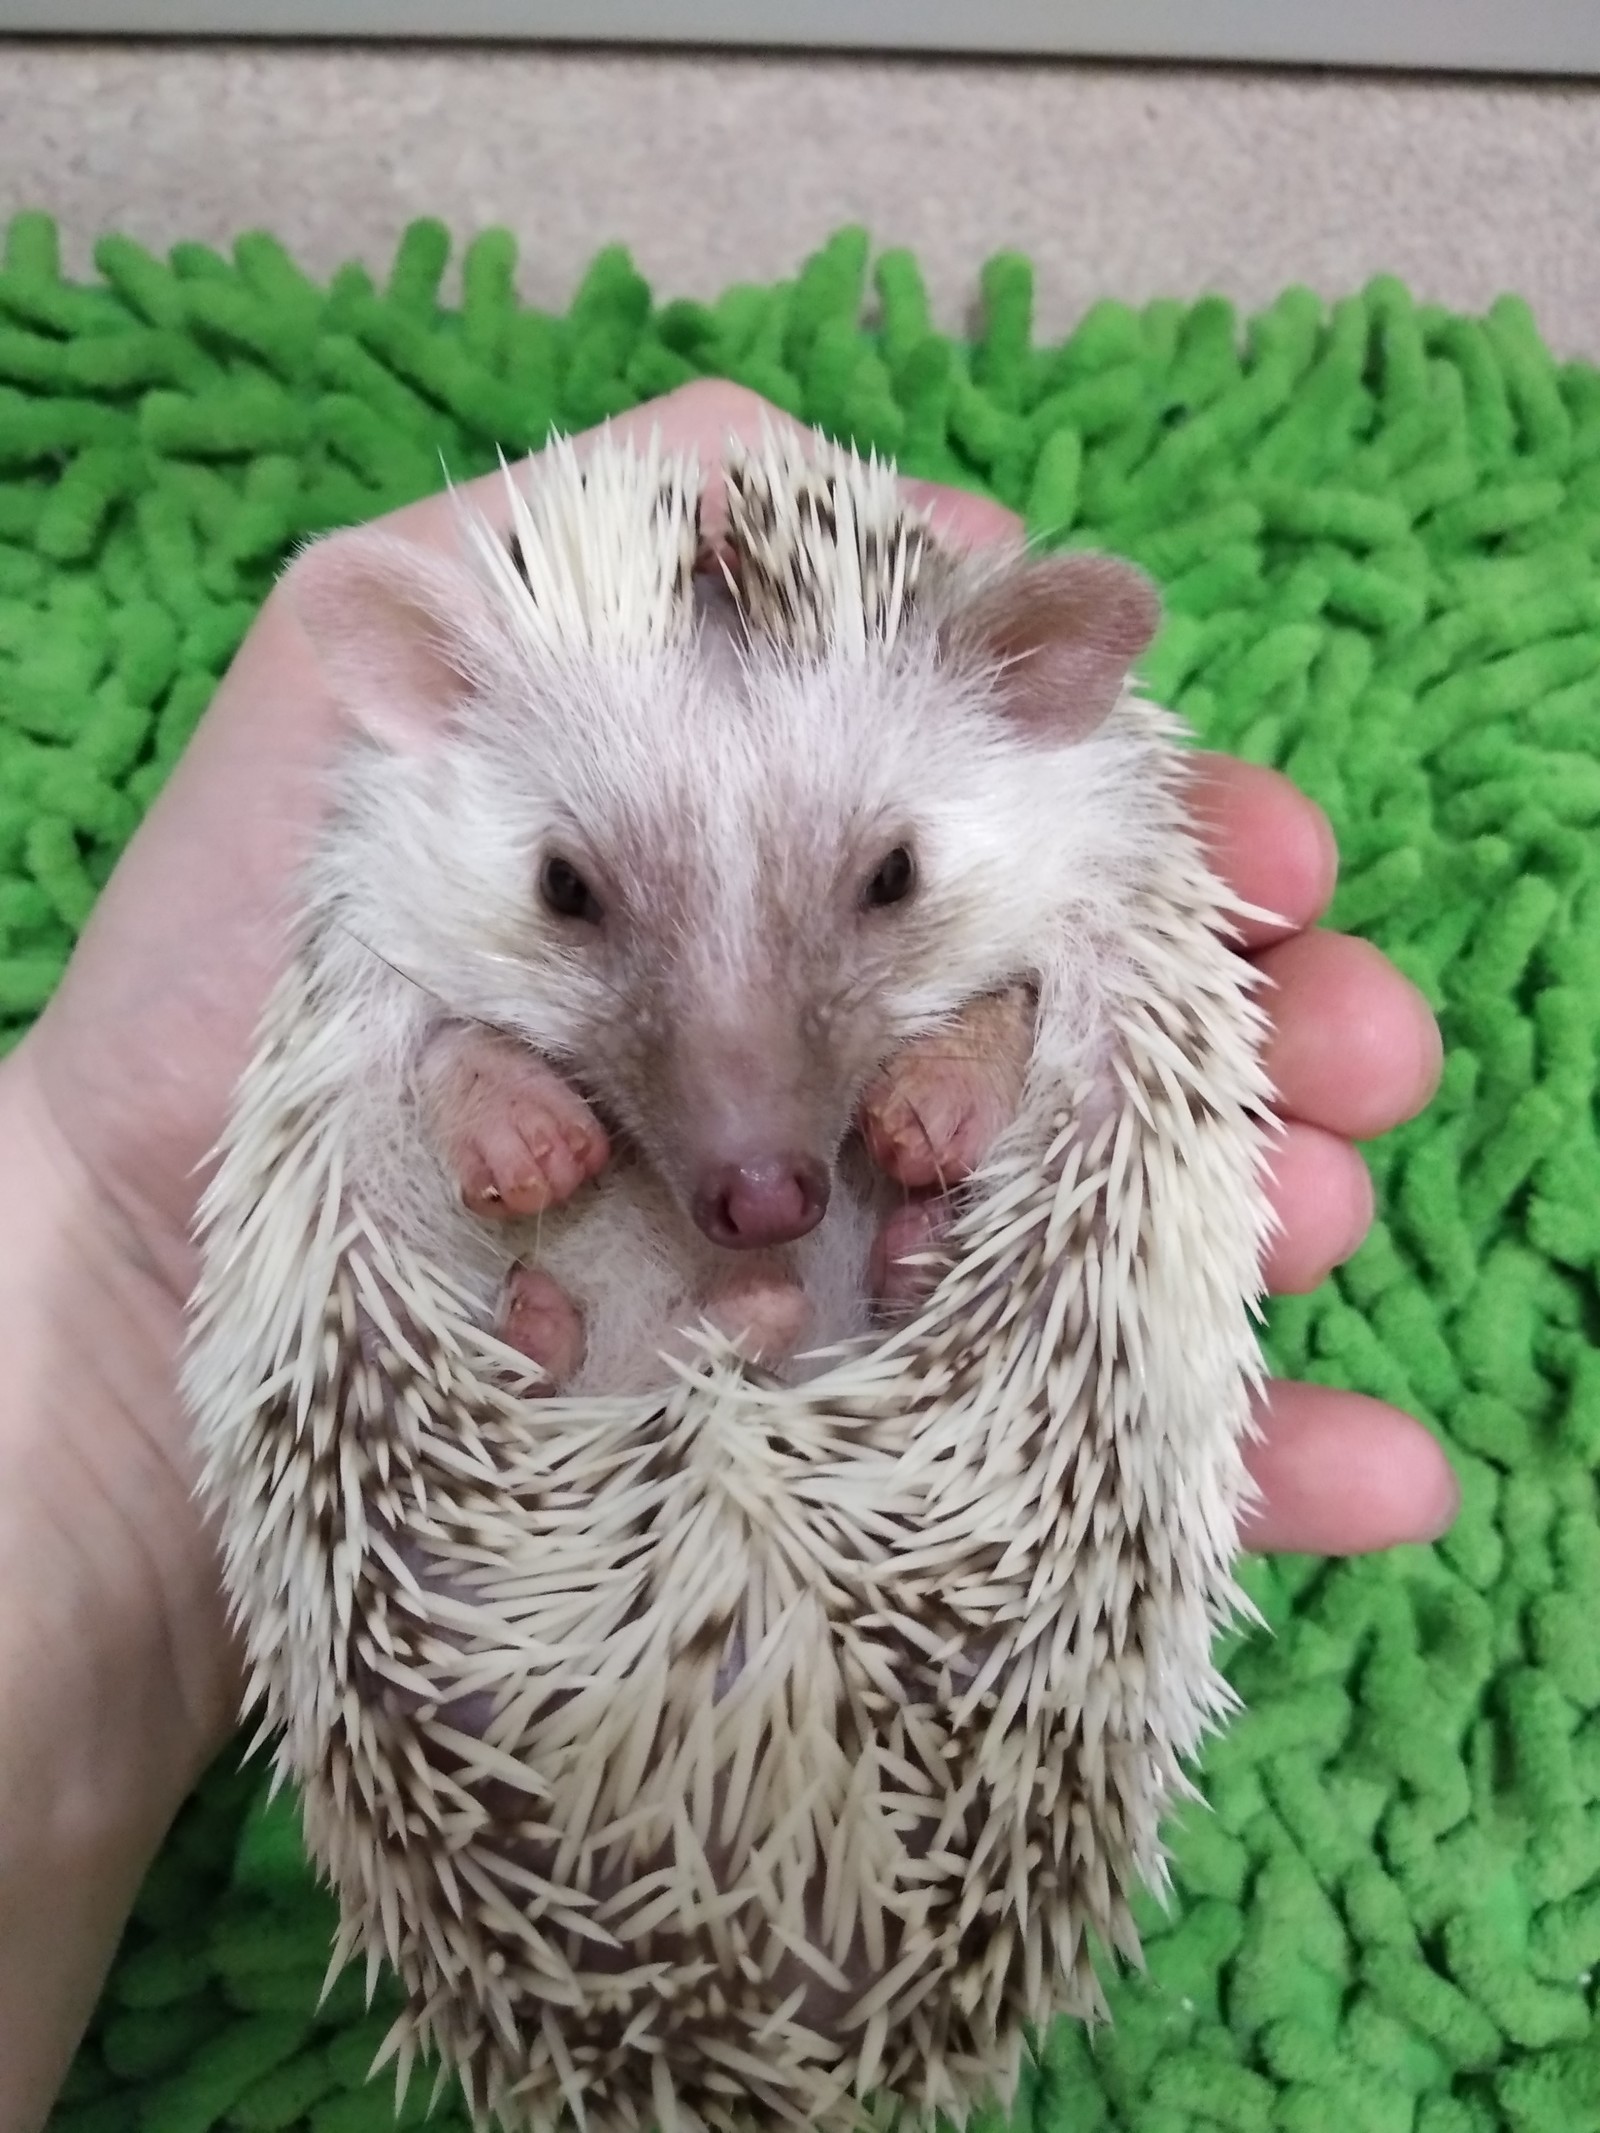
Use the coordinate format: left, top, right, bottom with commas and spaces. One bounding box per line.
26, 601, 338, 1282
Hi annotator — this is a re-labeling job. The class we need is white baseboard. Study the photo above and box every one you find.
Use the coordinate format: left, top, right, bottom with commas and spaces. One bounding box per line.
0, 0, 1595, 77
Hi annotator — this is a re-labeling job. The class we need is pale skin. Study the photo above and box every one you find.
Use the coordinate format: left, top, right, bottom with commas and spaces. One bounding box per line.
0, 380, 1452, 2131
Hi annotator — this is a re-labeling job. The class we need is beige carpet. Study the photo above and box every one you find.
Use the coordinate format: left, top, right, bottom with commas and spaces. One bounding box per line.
1, 39, 1598, 354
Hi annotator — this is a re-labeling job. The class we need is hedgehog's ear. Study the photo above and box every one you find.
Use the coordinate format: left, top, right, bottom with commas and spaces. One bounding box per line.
954, 552, 1160, 742
285, 528, 501, 754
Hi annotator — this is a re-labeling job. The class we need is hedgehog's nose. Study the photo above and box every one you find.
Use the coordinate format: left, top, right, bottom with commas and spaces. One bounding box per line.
693, 1157, 831, 1249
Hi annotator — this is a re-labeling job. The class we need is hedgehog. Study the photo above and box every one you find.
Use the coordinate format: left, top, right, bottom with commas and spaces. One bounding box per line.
183, 424, 1276, 2133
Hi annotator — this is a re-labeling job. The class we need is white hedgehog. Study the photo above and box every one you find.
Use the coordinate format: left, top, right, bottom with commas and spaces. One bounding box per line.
183, 425, 1276, 2133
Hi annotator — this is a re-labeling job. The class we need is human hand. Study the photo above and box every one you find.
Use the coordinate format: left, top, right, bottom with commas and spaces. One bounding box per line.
12, 369, 1453, 1714
0, 373, 1450, 2125
7, 366, 1451, 1718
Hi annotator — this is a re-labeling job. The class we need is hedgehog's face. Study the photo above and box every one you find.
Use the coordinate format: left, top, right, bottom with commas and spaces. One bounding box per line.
449, 652, 981, 1252
461, 610, 1153, 1256
288, 485, 1160, 1256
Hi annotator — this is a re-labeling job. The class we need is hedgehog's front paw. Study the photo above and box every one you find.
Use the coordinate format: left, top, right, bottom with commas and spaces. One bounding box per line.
499, 1265, 587, 1389
859, 982, 1036, 1189
421, 1023, 610, 1219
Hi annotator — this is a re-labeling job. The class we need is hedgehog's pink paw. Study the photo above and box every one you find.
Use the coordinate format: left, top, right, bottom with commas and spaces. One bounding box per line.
870, 1199, 955, 1316
860, 984, 1036, 1190
500, 1266, 586, 1388
421, 1024, 610, 1219
699, 1263, 814, 1369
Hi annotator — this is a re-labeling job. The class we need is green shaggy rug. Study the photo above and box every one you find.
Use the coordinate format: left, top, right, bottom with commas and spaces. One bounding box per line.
5, 214, 1598, 2133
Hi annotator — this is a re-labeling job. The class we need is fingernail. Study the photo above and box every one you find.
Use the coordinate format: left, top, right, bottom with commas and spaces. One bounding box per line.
1421, 1458, 1462, 1543
1307, 797, 1340, 905
1413, 992, 1446, 1108
1337, 1156, 1376, 1267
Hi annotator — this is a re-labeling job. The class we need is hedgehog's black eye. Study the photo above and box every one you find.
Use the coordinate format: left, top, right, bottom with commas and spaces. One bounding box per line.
541, 856, 603, 925
863, 844, 916, 910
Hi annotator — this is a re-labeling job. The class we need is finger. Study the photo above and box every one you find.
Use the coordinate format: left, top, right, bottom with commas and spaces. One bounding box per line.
389, 379, 1025, 559
1240, 1380, 1458, 1554
1183, 754, 1340, 947
603, 377, 800, 466
1258, 930, 1443, 1140
900, 476, 1021, 553
598, 386, 1022, 554
597, 382, 1022, 553
584, 380, 803, 545
377, 379, 788, 552
1260, 1123, 1374, 1294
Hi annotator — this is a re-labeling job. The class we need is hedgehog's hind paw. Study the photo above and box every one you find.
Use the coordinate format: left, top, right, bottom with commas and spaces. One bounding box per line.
498, 1264, 586, 1388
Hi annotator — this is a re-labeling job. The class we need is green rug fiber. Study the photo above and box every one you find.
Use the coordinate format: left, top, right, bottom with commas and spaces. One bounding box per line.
5, 212, 1599, 2133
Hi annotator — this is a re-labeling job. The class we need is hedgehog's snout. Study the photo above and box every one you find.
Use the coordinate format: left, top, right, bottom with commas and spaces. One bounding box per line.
649, 998, 843, 1249
691, 1152, 830, 1249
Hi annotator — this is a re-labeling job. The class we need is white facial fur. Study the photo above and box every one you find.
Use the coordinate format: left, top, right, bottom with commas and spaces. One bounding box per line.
299, 542, 1157, 1225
